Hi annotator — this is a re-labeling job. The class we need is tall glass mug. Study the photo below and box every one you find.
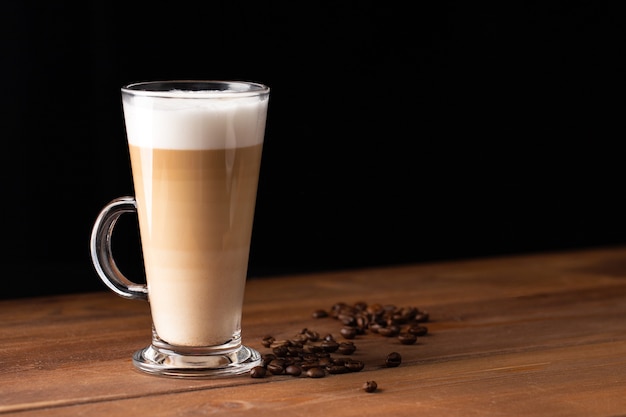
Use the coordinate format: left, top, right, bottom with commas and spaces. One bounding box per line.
90, 81, 269, 378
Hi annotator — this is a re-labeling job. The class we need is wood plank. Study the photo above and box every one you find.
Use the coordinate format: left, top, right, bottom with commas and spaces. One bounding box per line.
1, 246, 626, 416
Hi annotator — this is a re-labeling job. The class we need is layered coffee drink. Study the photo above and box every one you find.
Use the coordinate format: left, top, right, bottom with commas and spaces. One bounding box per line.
122, 88, 268, 347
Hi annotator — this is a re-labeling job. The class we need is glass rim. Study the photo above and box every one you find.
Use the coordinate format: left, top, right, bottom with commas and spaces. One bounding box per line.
121, 80, 270, 99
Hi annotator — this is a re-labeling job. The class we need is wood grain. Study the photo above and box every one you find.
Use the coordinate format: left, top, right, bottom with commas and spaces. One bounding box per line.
1, 246, 626, 416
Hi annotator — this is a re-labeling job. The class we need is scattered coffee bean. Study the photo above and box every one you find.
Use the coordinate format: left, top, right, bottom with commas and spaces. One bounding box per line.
320, 339, 339, 353
300, 360, 320, 371
267, 359, 286, 375
312, 309, 328, 318
398, 332, 417, 345
362, 380, 378, 393
261, 353, 276, 367
306, 367, 326, 378
253, 300, 431, 379
414, 312, 429, 322
303, 328, 320, 341
261, 335, 275, 348
285, 364, 302, 376
377, 325, 401, 337
272, 345, 289, 357
407, 324, 428, 336
345, 359, 365, 372
250, 366, 267, 378
340, 326, 357, 339
337, 341, 356, 355
385, 352, 402, 367
327, 365, 349, 374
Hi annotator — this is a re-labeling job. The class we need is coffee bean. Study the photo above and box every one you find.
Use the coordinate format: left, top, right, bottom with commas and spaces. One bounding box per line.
407, 324, 428, 336
306, 367, 326, 378
385, 352, 402, 367
327, 365, 349, 374
368, 322, 382, 333
378, 325, 400, 337
337, 341, 356, 355
272, 345, 289, 357
312, 309, 329, 318
320, 340, 339, 353
345, 360, 365, 372
250, 366, 267, 378
291, 333, 308, 344
362, 380, 378, 393
304, 328, 320, 341
261, 335, 275, 348
267, 359, 286, 375
318, 357, 332, 368
340, 326, 357, 339
414, 312, 429, 322
261, 353, 276, 367
300, 360, 321, 371
398, 332, 417, 345
285, 364, 302, 376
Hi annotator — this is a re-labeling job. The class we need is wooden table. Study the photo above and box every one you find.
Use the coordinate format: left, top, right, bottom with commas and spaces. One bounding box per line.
2, 246, 626, 416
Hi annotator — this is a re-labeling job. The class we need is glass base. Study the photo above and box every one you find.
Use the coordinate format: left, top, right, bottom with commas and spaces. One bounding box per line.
132, 343, 261, 378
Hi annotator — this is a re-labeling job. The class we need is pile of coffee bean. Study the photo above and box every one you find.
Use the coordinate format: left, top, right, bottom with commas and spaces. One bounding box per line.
249, 301, 428, 383
250, 330, 365, 379
313, 301, 429, 344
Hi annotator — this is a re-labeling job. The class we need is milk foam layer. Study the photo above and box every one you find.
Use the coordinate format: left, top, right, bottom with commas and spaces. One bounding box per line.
123, 92, 268, 150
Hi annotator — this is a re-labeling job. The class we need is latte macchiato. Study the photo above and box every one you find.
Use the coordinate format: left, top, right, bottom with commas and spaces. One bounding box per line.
123, 89, 268, 347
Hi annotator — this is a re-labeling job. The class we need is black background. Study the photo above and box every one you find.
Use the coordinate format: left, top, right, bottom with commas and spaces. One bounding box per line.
2, 1, 624, 299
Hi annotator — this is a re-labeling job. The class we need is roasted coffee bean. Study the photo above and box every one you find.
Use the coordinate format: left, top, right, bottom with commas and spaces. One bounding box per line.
300, 360, 321, 371
304, 329, 320, 342
287, 346, 303, 356
331, 357, 347, 366
355, 314, 369, 332
345, 360, 365, 372
318, 357, 332, 368
327, 365, 349, 374
291, 333, 308, 344
323, 334, 336, 342
303, 344, 323, 354
362, 380, 378, 393
261, 353, 276, 367
367, 303, 383, 315
285, 364, 302, 376
368, 322, 382, 333
312, 309, 329, 318
267, 359, 286, 375
340, 326, 357, 339
414, 312, 429, 322
261, 335, 275, 348
270, 339, 290, 348
338, 314, 357, 326
320, 340, 339, 353
300, 353, 318, 362
385, 352, 402, 367
306, 367, 326, 378
378, 325, 400, 337
250, 366, 267, 378
398, 332, 417, 345
337, 341, 357, 355
272, 345, 289, 357
407, 324, 428, 336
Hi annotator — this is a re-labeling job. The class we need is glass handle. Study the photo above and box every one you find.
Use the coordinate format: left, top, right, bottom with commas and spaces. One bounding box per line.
90, 196, 148, 300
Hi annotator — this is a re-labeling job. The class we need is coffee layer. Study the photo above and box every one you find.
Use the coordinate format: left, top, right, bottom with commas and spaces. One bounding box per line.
130, 144, 263, 346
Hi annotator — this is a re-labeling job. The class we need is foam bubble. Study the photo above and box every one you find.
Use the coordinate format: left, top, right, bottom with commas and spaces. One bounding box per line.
122, 92, 269, 150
